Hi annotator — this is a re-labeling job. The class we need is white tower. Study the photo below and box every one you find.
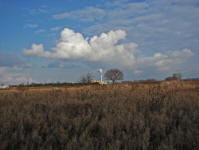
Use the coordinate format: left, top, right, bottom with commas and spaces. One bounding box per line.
98, 68, 103, 82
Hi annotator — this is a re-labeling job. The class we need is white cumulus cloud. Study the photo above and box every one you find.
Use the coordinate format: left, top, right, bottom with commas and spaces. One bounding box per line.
24, 28, 138, 67
23, 44, 51, 57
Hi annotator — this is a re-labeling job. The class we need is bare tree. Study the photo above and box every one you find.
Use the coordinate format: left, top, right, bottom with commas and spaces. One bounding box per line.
104, 69, 123, 84
80, 72, 93, 84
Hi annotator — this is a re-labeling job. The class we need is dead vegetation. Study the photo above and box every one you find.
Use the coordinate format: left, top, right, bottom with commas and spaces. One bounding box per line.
0, 80, 199, 150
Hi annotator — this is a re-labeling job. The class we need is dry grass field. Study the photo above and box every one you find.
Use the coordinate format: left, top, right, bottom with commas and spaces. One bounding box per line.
0, 80, 199, 150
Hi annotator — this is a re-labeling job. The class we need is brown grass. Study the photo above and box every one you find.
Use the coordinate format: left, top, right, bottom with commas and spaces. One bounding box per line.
0, 80, 199, 150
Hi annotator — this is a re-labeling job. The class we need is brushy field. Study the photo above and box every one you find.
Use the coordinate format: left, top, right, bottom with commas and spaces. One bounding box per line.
0, 80, 199, 150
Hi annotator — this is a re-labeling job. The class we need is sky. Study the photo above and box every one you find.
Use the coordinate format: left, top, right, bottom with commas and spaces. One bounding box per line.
0, 0, 199, 84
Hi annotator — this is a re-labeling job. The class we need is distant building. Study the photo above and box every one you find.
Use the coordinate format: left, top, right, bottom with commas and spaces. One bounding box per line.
165, 73, 182, 81
91, 80, 108, 85
0, 84, 9, 89
173, 73, 182, 80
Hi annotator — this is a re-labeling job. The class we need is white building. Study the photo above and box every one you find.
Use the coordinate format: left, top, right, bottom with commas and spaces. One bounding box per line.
0, 84, 9, 89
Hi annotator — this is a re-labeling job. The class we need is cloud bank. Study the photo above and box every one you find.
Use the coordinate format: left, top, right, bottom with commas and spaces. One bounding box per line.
24, 24, 38, 28
0, 52, 23, 67
0, 67, 33, 84
53, 7, 105, 22
138, 48, 194, 72
24, 28, 138, 67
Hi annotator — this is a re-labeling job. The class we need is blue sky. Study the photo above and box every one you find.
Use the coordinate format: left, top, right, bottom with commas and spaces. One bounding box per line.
0, 0, 199, 84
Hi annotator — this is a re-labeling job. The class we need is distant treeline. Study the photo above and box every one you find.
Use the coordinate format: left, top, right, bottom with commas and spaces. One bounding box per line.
9, 77, 199, 88
11, 82, 101, 87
